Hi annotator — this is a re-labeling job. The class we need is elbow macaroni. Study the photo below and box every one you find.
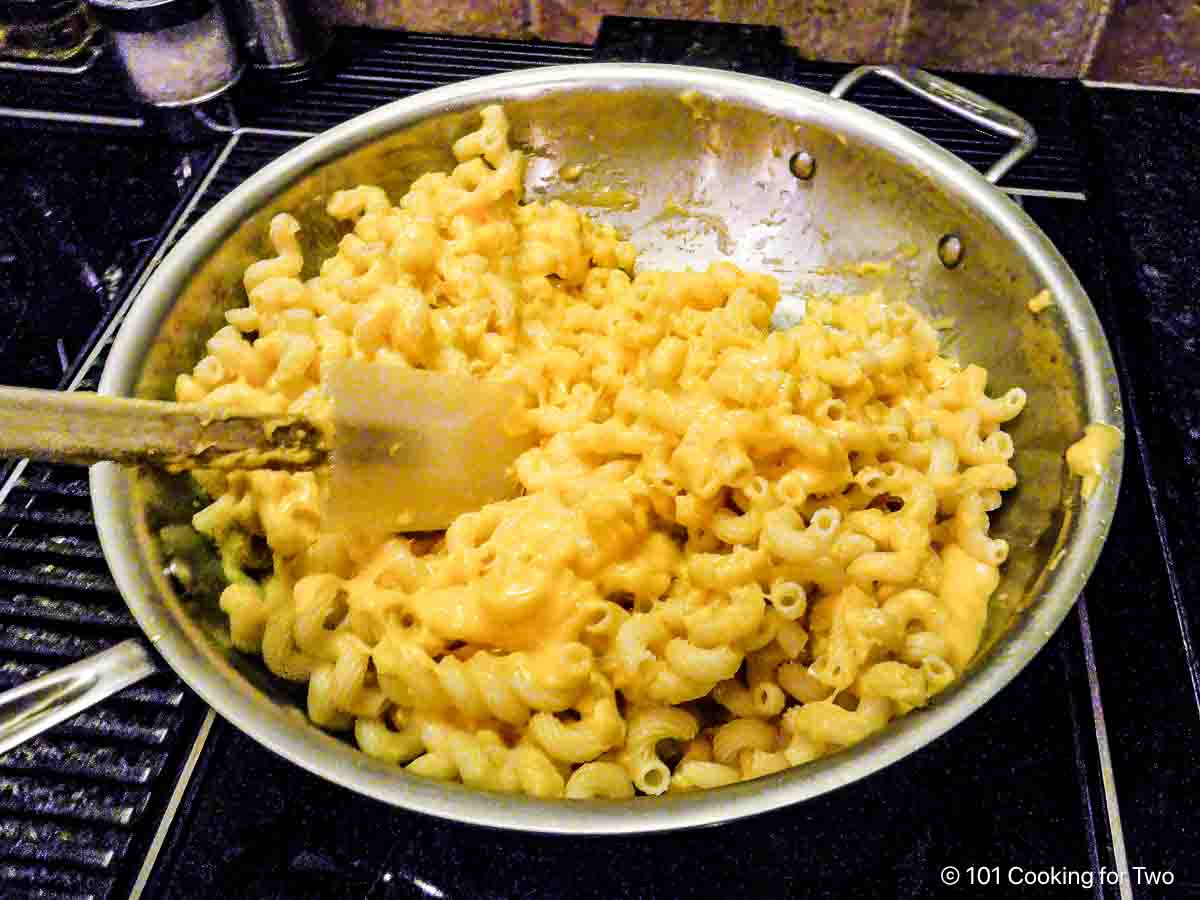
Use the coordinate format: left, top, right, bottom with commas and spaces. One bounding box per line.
179, 105, 1026, 799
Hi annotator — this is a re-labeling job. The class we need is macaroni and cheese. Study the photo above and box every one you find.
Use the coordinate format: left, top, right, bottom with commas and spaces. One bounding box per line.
178, 105, 1027, 798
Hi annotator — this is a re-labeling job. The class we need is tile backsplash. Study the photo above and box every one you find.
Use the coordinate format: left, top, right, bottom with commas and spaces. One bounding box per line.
896, 0, 1108, 78
322, 0, 1200, 87
1090, 0, 1200, 86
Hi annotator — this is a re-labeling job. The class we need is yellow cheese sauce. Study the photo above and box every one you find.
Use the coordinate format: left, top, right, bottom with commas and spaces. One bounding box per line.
649, 195, 736, 255
811, 246, 918, 279
552, 187, 639, 211
1065, 422, 1122, 499
558, 163, 585, 182
164, 444, 320, 474
1027, 289, 1054, 314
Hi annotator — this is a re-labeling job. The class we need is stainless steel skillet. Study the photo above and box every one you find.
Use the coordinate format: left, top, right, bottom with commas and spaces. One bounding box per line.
4, 64, 1123, 832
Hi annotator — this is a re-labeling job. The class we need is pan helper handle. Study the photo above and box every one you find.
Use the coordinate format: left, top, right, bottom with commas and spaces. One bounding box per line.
0, 639, 157, 754
830, 65, 1038, 185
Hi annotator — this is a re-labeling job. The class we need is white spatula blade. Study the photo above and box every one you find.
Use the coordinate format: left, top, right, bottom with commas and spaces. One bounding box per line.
323, 360, 531, 533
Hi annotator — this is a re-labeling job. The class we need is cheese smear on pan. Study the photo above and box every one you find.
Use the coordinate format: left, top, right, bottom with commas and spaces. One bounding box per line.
1066, 423, 1122, 499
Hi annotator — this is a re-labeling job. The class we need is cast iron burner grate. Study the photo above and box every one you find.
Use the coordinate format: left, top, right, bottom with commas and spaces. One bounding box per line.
0, 133, 215, 898
0, 460, 206, 900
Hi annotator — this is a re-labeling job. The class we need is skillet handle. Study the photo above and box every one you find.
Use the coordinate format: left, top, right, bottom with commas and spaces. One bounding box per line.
830, 65, 1038, 185
0, 639, 158, 755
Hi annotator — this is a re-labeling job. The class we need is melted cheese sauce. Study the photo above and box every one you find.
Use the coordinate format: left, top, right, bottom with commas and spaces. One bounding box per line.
1027, 289, 1054, 314
1066, 422, 1122, 499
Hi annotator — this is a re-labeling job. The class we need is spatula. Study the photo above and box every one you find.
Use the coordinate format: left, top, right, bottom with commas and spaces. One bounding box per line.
0, 360, 532, 532
0, 360, 533, 754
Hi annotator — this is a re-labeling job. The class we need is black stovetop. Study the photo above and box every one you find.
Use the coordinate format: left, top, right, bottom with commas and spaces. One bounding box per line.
0, 20, 1197, 900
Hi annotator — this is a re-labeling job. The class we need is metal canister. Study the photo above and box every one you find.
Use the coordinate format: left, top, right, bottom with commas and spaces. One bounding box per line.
87, 0, 243, 106
222, 0, 329, 88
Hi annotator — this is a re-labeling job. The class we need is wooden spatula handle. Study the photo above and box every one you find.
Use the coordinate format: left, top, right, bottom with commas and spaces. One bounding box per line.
0, 386, 328, 471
